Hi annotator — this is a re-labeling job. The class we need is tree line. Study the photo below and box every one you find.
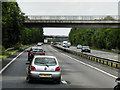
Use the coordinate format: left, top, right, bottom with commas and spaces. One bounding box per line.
69, 28, 120, 50
2, 2, 44, 49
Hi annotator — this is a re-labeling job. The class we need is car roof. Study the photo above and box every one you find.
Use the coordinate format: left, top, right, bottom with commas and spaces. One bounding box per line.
83, 46, 89, 47
38, 42, 43, 43
34, 55, 56, 59
31, 46, 43, 49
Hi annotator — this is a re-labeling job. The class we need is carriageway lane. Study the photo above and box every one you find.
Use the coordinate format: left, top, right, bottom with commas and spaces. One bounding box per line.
43, 45, 117, 88
2, 45, 117, 89
57, 45, 118, 61
2, 46, 67, 88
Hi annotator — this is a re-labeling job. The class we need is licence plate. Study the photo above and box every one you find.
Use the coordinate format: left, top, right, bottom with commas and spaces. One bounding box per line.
40, 74, 51, 77
34, 54, 39, 55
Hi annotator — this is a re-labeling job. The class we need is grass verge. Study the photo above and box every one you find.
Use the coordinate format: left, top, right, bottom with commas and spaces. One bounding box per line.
91, 47, 120, 54
1, 44, 35, 61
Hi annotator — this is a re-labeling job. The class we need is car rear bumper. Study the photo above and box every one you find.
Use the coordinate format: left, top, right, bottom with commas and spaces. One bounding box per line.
29, 71, 61, 80
82, 50, 90, 52
77, 47, 82, 49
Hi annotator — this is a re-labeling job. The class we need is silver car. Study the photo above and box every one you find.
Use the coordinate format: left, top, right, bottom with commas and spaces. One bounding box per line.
26, 56, 61, 84
77, 44, 82, 49
37, 42, 43, 46
81, 46, 91, 53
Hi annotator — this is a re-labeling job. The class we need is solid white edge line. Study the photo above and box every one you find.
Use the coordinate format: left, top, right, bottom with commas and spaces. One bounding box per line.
50, 46, 118, 79
0, 51, 24, 74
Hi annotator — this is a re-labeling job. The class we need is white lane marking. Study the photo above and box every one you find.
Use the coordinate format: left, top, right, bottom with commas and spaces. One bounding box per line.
61, 76, 68, 84
61, 81, 68, 84
50, 46, 118, 79
61, 76, 63, 79
0, 51, 24, 74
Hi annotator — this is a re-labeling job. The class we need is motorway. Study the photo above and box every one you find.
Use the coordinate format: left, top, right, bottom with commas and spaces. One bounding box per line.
57, 45, 118, 61
2, 45, 118, 89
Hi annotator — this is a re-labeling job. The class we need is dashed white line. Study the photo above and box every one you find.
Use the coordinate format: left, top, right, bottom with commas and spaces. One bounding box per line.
0, 51, 24, 74
50, 46, 118, 79
61, 81, 68, 84
61, 75, 68, 84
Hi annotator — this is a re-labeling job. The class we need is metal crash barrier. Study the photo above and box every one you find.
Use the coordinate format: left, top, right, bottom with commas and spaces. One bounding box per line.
53, 45, 120, 69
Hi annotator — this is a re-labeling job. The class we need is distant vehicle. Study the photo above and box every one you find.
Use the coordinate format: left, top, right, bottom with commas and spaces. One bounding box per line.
37, 42, 43, 46
26, 56, 61, 84
63, 43, 70, 48
51, 42, 53, 44
62, 41, 71, 48
62, 43, 66, 47
27, 47, 45, 61
44, 39, 48, 44
63, 41, 68, 45
58, 42, 61, 45
77, 44, 82, 49
63, 41, 67, 43
53, 42, 57, 45
68, 42, 71, 46
48, 43, 51, 45
81, 46, 91, 53
62, 41, 70, 48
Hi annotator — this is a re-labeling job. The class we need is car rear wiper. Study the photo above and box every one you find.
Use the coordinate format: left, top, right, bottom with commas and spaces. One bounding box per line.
39, 62, 46, 64
39, 63, 49, 67
46, 64, 49, 67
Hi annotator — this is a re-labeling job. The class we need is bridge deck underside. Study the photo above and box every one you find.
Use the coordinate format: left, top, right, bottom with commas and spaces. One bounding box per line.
24, 22, 120, 28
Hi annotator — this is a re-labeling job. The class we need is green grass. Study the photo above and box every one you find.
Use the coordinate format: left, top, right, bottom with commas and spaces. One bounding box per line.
90, 47, 119, 54
0, 44, 35, 61
1, 50, 18, 61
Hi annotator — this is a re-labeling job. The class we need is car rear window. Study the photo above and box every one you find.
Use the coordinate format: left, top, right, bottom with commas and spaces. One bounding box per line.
34, 58, 57, 66
83, 46, 89, 49
32, 49, 43, 52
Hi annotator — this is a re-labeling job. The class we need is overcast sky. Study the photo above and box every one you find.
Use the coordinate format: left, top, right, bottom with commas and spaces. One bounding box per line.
16, 0, 119, 36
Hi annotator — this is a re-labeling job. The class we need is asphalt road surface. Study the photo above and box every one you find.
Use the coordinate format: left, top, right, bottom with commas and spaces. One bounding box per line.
57, 45, 118, 61
2, 45, 118, 89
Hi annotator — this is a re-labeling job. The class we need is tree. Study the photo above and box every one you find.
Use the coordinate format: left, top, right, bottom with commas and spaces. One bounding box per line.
69, 28, 120, 50
2, 2, 25, 48
103, 16, 115, 20
2, 2, 44, 48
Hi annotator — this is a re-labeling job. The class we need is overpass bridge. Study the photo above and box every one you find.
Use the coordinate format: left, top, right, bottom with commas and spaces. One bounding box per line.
44, 35, 68, 38
24, 15, 120, 28
44, 35, 68, 41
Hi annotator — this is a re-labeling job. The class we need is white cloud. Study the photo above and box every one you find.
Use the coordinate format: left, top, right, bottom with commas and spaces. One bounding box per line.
18, 2, 118, 15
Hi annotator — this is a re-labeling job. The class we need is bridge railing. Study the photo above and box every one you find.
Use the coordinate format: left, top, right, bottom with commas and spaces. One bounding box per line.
25, 15, 120, 21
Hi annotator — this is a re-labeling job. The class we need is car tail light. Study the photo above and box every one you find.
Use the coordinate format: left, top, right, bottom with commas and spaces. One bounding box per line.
31, 66, 35, 71
41, 52, 45, 55
55, 67, 60, 71
29, 52, 33, 54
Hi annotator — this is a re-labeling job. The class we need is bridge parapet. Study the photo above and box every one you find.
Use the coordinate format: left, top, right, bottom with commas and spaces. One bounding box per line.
25, 20, 119, 23
25, 15, 120, 21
